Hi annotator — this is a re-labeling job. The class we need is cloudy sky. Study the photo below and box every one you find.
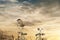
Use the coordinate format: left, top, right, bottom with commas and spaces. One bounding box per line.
0, 0, 60, 40
0, 0, 60, 4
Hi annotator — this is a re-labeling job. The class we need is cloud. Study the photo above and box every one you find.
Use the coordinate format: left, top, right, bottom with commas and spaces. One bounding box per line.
17, 0, 60, 4
0, 0, 60, 40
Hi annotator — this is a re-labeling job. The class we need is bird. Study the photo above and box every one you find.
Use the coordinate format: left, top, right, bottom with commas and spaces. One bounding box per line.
17, 19, 25, 27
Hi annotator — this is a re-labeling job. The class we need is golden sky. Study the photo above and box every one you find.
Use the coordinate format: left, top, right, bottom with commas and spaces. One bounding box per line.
0, 1, 60, 40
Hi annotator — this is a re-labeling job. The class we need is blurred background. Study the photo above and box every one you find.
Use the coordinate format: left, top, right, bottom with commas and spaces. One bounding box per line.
0, 0, 60, 40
